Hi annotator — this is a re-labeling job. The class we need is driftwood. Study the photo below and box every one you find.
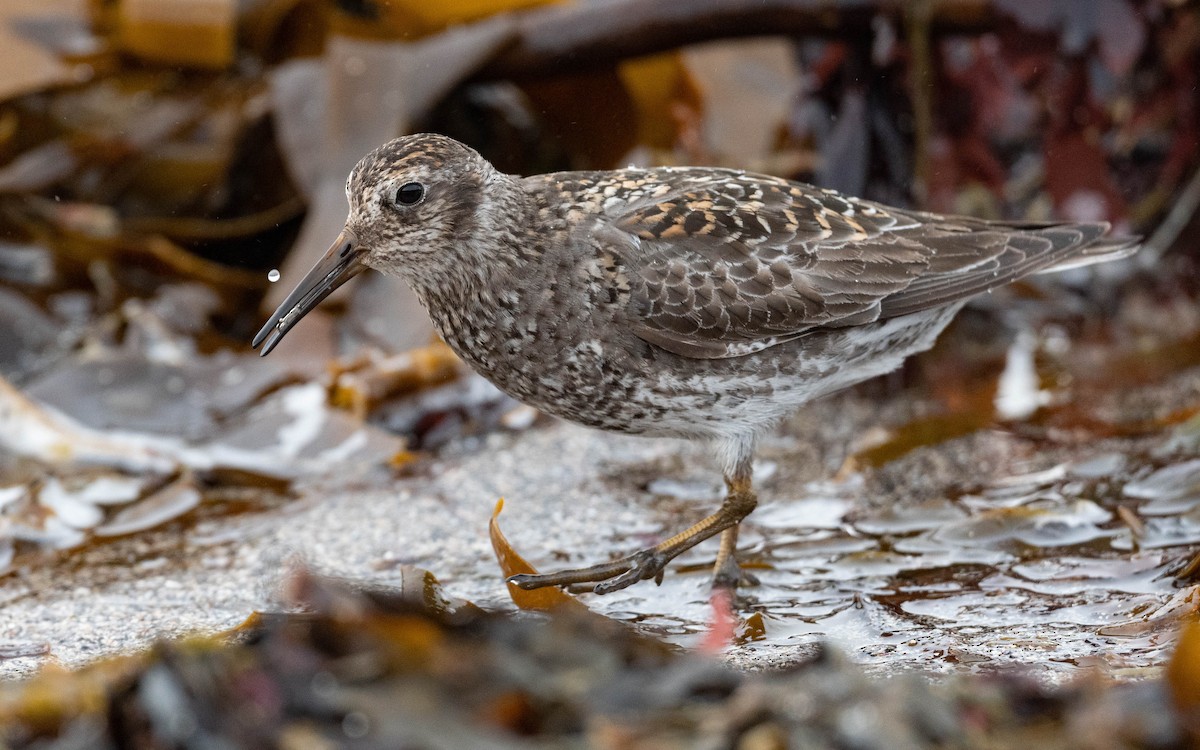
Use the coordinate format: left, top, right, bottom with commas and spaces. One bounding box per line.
476, 0, 997, 80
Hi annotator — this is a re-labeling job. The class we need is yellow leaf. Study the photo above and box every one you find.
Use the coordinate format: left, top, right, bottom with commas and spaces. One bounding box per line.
488, 498, 588, 613
1168, 618, 1200, 736
116, 0, 236, 70
333, 0, 564, 39
618, 52, 702, 151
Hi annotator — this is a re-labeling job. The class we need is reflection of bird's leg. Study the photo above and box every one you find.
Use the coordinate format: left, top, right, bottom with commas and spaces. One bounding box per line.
509, 441, 757, 595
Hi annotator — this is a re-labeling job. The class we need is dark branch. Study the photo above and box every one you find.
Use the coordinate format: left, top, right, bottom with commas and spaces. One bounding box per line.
475, 0, 996, 80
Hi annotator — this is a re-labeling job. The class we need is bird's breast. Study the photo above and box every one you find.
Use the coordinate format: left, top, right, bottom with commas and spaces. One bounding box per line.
421, 278, 648, 427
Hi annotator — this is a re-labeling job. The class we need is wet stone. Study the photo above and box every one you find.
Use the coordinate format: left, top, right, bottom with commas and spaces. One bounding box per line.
1124, 459, 1200, 506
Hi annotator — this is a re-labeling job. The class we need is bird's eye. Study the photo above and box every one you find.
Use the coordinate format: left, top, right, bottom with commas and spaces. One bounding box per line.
394, 182, 425, 206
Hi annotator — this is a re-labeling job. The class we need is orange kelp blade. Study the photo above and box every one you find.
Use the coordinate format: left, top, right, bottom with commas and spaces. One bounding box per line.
1168, 619, 1200, 738
489, 498, 588, 613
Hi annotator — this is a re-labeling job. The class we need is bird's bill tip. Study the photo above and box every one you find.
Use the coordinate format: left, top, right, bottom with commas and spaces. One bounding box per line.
252, 228, 364, 355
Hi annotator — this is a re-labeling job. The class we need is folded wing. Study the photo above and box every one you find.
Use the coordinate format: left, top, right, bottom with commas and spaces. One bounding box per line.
597, 173, 1135, 359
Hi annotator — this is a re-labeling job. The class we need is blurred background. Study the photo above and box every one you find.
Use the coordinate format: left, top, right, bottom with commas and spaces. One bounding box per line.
3, 0, 1200, 744
2, 0, 1200, 707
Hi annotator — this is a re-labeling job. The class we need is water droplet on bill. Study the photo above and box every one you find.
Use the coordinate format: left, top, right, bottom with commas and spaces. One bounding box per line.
268, 269, 281, 282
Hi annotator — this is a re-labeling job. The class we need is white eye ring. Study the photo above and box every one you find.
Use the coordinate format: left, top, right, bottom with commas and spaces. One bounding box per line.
394, 182, 425, 206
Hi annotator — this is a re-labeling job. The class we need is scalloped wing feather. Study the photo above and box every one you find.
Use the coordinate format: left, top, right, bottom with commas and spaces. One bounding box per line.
587, 172, 1134, 360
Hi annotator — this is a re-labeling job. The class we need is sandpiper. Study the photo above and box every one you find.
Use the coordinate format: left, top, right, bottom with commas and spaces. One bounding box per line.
254, 134, 1136, 594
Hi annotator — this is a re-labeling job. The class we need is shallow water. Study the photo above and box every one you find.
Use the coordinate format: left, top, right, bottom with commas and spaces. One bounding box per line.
544, 435, 1199, 680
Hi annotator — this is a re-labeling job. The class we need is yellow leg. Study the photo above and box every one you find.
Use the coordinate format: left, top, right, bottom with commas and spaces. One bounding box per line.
508, 472, 758, 595
712, 526, 740, 589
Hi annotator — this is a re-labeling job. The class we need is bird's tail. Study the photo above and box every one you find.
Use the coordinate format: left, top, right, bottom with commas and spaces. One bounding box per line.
878, 219, 1140, 320
1017, 221, 1140, 273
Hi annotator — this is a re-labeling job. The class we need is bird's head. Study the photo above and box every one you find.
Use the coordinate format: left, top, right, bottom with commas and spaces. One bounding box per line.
345, 133, 496, 273
253, 134, 502, 354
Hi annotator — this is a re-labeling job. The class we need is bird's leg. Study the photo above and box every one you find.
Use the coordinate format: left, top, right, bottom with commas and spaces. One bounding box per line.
712, 523, 761, 593
712, 527, 741, 590
508, 471, 757, 595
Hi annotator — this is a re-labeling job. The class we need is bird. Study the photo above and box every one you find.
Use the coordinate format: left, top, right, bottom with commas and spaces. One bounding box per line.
253, 133, 1137, 596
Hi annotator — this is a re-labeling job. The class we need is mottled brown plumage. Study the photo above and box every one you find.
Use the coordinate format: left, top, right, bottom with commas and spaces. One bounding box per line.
254, 134, 1137, 595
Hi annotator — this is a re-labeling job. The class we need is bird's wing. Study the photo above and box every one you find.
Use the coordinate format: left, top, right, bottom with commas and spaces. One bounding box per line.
590, 171, 1130, 359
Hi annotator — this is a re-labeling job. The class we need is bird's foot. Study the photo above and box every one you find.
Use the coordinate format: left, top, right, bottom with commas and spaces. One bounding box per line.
711, 557, 759, 593
507, 467, 758, 596
710, 524, 759, 595
507, 548, 670, 595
